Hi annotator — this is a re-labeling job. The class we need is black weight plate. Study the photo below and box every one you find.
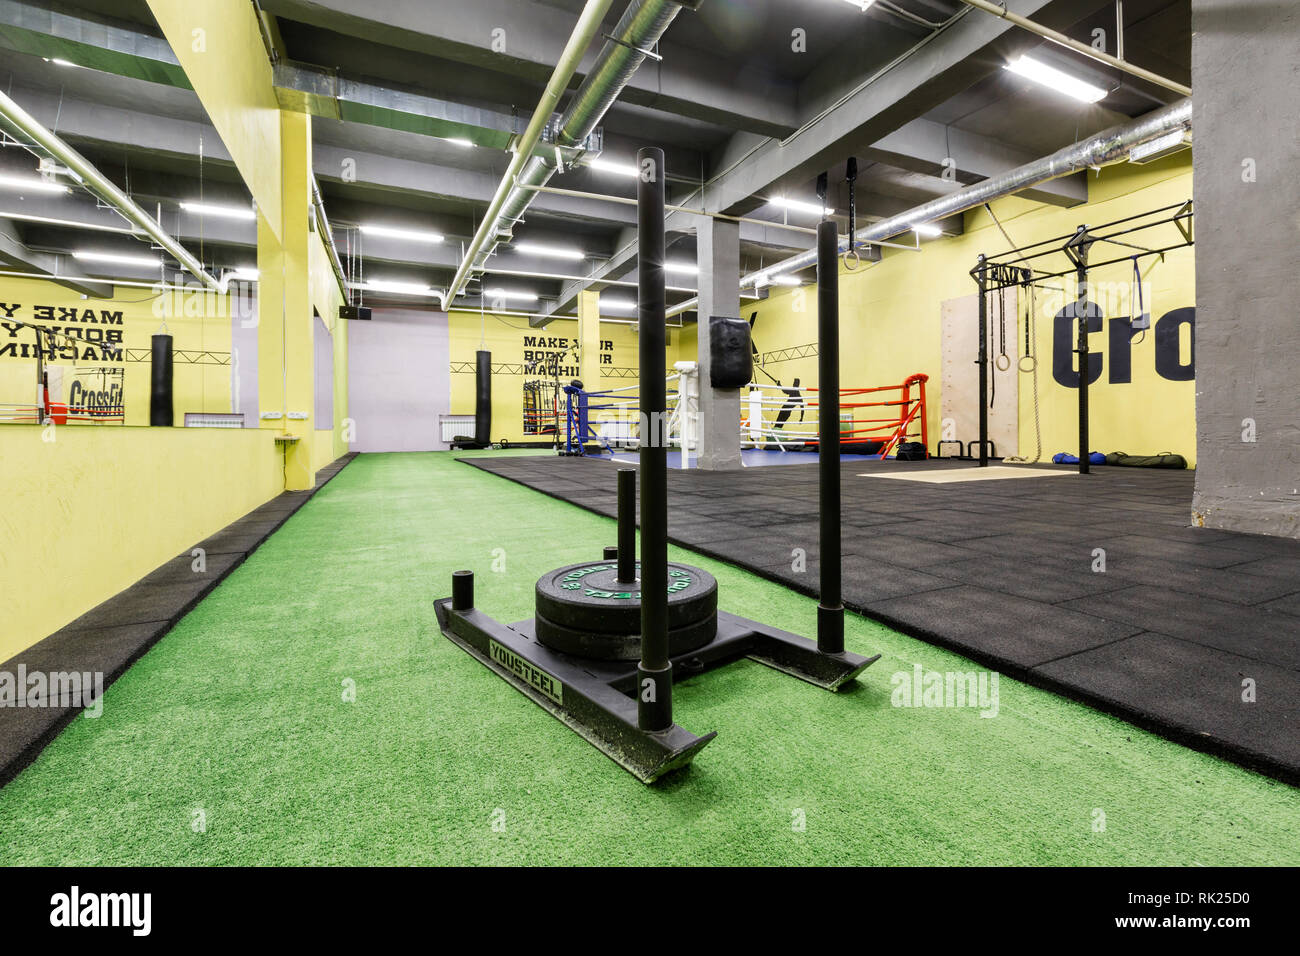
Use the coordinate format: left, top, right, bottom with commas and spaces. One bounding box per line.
535, 610, 717, 661
535, 561, 717, 634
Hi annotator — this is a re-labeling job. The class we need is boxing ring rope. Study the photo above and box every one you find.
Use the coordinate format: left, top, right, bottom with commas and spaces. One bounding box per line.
741, 373, 928, 459
563, 365, 697, 466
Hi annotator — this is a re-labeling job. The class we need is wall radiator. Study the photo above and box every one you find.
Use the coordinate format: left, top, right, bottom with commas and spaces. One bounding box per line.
439, 416, 475, 444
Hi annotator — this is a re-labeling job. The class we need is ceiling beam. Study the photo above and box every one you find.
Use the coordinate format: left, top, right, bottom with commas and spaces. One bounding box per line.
258, 0, 801, 136
0, 219, 109, 297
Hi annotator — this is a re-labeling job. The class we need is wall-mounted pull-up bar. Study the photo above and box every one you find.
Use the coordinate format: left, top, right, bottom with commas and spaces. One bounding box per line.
969, 200, 1194, 473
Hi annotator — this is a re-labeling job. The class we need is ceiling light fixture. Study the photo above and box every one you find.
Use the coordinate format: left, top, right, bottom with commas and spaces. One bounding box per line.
512, 241, 586, 261
910, 222, 942, 238
358, 224, 445, 243
601, 297, 636, 311
587, 157, 640, 178
0, 173, 68, 194
180, 201, 256, 221
770, 196, 834, 217
664, 261, 698, 275
840, 0, 876, 9
73, 250, 160, 268
363, 279, 437, 296
483, 288, 539, 302
445, 138, 475, 148
1005, 55, 1107, 104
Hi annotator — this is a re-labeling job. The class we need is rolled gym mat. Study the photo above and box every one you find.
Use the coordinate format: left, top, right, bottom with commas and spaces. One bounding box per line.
474, 349, 491, 446
150, 333, 174, 427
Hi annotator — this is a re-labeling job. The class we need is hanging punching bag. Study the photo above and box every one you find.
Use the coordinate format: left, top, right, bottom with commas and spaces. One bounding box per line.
474, 349, 492, 447
150, 333, 174, 426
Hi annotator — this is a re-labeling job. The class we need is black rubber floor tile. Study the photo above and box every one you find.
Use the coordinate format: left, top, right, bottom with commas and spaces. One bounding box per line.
926, 554, 1128, 604
866, 585, 1140, 668
1093, 533, 1263, 569
849, 534, 990, 569
1035, 632, 1300, 777
1058, 585, 1300, 669
1259, 591, 1300, 618
136, 551, 245, 588
1223, 557, 1300, 581
1098, 557, 1300, 606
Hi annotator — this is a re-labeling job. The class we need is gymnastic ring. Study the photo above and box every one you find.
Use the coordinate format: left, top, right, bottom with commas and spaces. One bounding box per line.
842, 248, 861, 271
995, 353, 1012, 372
1018, 355, 1037, 373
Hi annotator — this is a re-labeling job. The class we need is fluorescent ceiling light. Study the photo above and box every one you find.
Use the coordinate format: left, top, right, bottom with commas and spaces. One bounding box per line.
445, 138, 475, 148
512, 241, 585, 261
757, 273, 800, 288
483, 288, 539, 302
73, 250, 159, 268
770, 196, 834, 217
1005, 55, 1106, 104
364, 279, 436, 296
664, 261, 698, 275
588, 157, 639, 178
42, 57, 80, 68
359, 223, 444, 243
601, 297, 636, 312
841, 0, 876, 9
180, 201, 255, 221
0, 212, 133, 233
911, 222, 942, 238
0, 173, 68, 194
227, 267, 259, 281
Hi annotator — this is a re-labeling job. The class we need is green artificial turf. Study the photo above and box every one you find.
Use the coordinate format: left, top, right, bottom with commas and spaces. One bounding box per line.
1, 450, 1296, 865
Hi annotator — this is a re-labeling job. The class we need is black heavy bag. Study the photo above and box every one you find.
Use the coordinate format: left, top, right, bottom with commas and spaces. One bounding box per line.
709, 315, 752, 389
474, 349, 491, 446
150, 333, 174, 426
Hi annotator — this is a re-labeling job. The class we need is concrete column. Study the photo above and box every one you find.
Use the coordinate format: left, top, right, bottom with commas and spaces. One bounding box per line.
257, 110, 316, 491
577, 288, 601, 390
1189, 1, 1300, 538
696, 217, 742, 470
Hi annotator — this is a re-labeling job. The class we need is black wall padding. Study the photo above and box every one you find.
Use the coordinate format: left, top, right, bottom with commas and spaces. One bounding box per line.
150, 333, 174, 427
709, 315, 752, 388
474, 350, 492, 445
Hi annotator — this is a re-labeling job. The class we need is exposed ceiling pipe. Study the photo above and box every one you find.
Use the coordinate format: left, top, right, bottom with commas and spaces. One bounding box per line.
954, 0, 1191, 97
441, 0, 686, 310
661, 98, 1193, 317
438, 0, 616, 309
737, 98, 1191, 289
0, 87, 221, 292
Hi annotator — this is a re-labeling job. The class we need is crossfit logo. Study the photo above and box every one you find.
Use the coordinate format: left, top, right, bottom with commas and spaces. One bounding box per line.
49, 886, 151, 936
0, 666, 103, 718
890, 664, 999, 718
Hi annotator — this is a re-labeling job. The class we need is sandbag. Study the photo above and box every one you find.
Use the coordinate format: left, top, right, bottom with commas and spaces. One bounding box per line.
150, 333, 174, 427
1104, 451, 1188, 469
895, 442, 927, 461
474, 350, 491, 446
1052, 451, 1107, 465
709, 315, 752, 389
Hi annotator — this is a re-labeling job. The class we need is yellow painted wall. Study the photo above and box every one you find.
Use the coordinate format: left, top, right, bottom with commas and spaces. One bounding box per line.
0, 275, 238, 425
447, 311, 688, 444
0, 424, 283, 658
309, 228, 349, 469
749, 154, 1197, 463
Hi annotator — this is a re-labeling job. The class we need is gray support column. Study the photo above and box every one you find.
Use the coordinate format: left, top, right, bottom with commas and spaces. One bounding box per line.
1189, 1, 1300, 538
696, 216, 742, 470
